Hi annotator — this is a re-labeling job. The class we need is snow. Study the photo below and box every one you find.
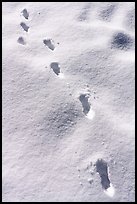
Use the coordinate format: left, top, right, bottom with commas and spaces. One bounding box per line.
104, 183, 115, 198
2, 2, 135, 202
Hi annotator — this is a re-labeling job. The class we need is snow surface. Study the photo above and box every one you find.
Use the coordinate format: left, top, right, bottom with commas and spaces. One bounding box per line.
2, 2, 135, 202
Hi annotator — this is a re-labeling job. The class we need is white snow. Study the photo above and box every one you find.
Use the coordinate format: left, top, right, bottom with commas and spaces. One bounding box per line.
104, 183, 115, 198
58, 73, 65, 79
86, 108, 95, 120
2, 2, 135, 202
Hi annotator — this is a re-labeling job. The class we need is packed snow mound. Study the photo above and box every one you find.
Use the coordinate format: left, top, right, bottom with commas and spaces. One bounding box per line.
2, 2, 135, 202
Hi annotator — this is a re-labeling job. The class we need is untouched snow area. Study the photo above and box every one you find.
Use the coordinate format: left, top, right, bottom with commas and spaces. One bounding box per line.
2, 2, 135, 202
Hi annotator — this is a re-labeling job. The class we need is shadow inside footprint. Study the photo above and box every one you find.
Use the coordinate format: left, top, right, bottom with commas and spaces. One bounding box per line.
111, 32, 133, 50
21, 9, 29, 20
79, 94, 90, 115
43, 39, 55, 51
96, 159, 110, 190
50, 62, 60, 75
20, 22, 29, 32
17, 37, 26, 45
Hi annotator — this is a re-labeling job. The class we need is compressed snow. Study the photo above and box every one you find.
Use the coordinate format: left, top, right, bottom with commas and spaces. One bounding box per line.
2, 2, 135, 202
104, 183, 115, 198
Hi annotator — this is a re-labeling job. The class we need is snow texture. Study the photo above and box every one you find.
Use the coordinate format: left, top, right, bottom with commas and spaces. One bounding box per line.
2, 2, 135, 202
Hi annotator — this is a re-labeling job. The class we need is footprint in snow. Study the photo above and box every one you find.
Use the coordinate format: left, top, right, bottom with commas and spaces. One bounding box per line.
17, 37, 26, 45
111, 32, 133, 50
99, 4, 116, 21
21, 8, 29, 20
43, 39, 55, 51
50, 62, 64, 78
79, 93, 95, 119
78, 3, 91, 21
96, 159, 115, 197
20, 22, 29, 32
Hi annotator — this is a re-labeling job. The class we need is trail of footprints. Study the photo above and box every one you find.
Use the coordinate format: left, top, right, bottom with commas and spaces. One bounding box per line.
17, 4, 134, 121
17, 8, 29, 45
16, 5, 134, 197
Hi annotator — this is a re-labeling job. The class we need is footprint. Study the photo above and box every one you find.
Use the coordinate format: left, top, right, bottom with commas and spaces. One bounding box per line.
96, 159, 115, 197
125, 9, 135, 31
21, 9, 29, 20
79, 94, 90, 115
43, 39, 55, 51
20, 22, 29, 32
99, 4, 116, 21
17, 37, 26, 45
96, 159, 110, 190
78, 3, 91, 21
111, 32, 133, 50
79, 93, 95, 119
50, 62, 60, 75
50, 62, 64, 78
